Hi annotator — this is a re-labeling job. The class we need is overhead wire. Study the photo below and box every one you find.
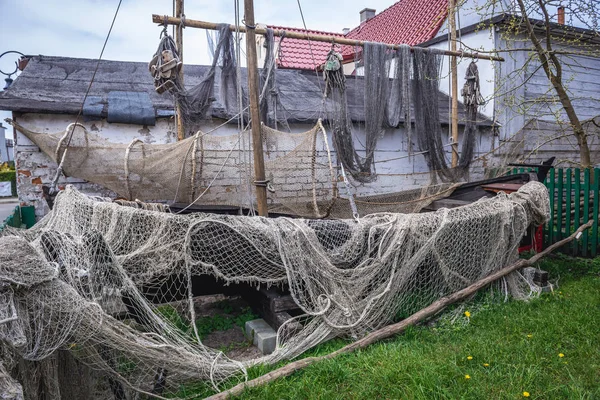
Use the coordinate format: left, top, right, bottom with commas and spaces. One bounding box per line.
50, 0, 124, 193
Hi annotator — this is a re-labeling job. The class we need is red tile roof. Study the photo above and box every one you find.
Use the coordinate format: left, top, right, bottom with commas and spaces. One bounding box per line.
345, 0, 449, 47
268, 25, 343, 70
270, 0, 449, 70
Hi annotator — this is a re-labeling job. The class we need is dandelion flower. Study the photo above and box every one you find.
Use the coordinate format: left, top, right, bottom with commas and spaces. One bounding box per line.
464, 311, 471, 318
523, 391, 530, 397
527, 334, 533, 338
465, 375, 471, 380
483, 363, 490, 367
559, 353, 565, 358
467, 356, 473, 360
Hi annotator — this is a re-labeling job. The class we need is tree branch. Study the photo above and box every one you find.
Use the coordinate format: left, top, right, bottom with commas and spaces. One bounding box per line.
206, 220, 594, 400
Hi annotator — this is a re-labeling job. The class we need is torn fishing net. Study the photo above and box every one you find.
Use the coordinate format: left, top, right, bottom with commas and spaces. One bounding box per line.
0, 182, 548, 398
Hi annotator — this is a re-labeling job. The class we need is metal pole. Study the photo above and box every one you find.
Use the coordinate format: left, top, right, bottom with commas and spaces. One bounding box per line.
151, 14, 505, 62
244, 0, 269, 216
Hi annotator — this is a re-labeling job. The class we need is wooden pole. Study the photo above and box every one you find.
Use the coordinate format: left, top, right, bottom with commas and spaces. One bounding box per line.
206, 220, 594, 400
175, 0, 185, 141
449, 0, 459, 168
151, 14, 505, 62
244, 0, 269, 217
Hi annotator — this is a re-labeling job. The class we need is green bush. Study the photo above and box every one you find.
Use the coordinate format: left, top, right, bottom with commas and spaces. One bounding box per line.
0, 170, 16, 197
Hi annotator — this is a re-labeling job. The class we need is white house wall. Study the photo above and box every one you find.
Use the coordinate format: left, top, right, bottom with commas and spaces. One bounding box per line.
427, 29, 497, 118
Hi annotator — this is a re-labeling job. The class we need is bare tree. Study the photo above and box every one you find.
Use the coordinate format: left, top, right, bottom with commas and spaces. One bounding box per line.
514, 0, 595, 167
462, 0, 600, 169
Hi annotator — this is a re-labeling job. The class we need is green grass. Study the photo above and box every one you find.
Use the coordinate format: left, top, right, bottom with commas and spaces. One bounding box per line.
175, 255, 600, 399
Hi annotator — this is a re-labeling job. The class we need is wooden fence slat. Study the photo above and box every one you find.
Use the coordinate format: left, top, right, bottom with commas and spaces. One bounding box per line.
592, 168, 599, 257
583, 168, 590, 257
565, 169, 572, 255
547, 169, 555, 248
574, 168, 581, 256
557, 169, 563, 242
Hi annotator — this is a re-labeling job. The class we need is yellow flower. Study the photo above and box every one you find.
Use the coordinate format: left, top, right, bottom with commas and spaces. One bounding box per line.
559, 353, 565, 358
464, 311, 471, 318
483, 363, 490, 367
523, 392, 530, 397
467, 356, 473, 360
527, 334, 533, 338
465, 374, 471, 380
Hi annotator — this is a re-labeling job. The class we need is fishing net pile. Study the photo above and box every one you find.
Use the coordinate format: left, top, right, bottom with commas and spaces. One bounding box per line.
0, 181, 548, 398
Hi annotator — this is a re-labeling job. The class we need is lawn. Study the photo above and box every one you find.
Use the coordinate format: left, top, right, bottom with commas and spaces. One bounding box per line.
179, 255, 600, 399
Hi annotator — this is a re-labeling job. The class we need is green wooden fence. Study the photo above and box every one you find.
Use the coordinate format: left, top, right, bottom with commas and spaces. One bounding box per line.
511, 167, 600, 257
544, 168, 600, 257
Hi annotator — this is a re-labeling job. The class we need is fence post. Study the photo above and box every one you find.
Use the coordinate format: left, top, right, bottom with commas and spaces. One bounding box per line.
546, 168, 555, 248
573, 168, 581, 256
565, 169, 572, 255
556, 169, 563, 243
592, 168, 599, 257
583, 168, 590, 257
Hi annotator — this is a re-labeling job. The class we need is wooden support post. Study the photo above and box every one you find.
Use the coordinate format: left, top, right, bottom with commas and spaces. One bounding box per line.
175, 0, 185, 141
151, 15, 505, 62
449, 0, 459, 168
244, 0, 269, 217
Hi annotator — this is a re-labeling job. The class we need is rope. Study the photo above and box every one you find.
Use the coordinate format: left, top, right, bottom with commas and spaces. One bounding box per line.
124, 139, 143, 201
49, 0, 123, 194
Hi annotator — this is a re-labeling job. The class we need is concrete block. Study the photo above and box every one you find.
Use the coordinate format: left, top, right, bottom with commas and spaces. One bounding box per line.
245, 318, 277, 355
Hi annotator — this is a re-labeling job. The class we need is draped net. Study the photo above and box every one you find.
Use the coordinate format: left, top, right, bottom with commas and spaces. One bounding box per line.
0, 181, 549, 397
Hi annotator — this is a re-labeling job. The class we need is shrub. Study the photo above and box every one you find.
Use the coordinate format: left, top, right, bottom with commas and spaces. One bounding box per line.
0, 170, 16, 197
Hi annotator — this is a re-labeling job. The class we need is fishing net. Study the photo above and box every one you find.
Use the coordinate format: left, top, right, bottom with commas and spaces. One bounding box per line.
9, 120, 336, 218
324, 43, 414, 183
0, 181, 548, 398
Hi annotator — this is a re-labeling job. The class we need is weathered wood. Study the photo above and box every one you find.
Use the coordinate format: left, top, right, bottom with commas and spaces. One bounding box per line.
244, 0, 268, 216
151, 15, 505, 62
449, 0, 459, 168
260, 287, 300, 313
175, 0, 185, 141
206, 220, 594, 400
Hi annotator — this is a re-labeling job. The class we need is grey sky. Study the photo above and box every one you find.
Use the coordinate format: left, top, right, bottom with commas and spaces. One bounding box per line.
0, 0, 397, 126
0, 0, 397, 66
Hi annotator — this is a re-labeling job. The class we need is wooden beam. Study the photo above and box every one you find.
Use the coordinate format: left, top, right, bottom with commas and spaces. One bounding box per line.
175, 0, 185, 141
206, 220, 594, 400
244, 0, 269, 217
449, 0, 459, 168
151, 14, 505, 62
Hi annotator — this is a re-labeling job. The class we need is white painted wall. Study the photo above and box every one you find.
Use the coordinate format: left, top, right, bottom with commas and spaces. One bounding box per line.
427, 28, 497, 119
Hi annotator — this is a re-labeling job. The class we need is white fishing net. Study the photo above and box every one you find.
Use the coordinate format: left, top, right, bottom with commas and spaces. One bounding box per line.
0, 181, 549, 398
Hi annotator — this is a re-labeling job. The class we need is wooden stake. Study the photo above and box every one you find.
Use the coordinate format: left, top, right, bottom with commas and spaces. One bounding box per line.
175, 0, 185, 141
244, 0, 269, 217
151, 15, 505, 62
449, 0, 459, 168
206, 220, 594, 400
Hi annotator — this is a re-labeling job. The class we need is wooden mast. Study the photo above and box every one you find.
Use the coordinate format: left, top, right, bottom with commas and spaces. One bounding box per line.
449, 0, 459, 168
151, 15, 505, 62
244, 0, 269, 216
175, 0, 185, 141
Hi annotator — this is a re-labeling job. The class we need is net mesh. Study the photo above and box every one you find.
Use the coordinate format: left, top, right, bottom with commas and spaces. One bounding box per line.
1, 182, 549, 397
11, 121, 337, 218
